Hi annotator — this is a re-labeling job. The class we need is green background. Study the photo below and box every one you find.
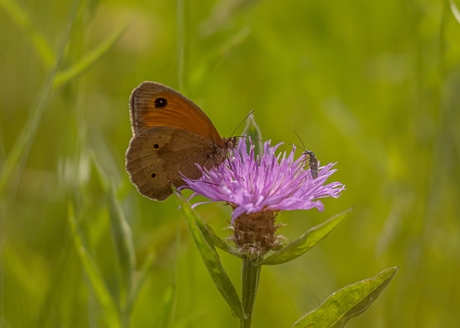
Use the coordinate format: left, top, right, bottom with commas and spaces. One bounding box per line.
1, 0, 460, 327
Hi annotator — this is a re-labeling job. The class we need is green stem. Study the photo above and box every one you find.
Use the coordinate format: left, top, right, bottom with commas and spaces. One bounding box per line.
240, 256, 261, 328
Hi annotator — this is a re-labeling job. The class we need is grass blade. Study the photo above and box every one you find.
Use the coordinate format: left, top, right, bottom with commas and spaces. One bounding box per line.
0, 0, 80, 238
107, 187, 136, 307
53, 20, 129, 88
126, 251, 155, 324
67, 204, 122, 328
156, 284, 175, 328
449, 0, 460, 24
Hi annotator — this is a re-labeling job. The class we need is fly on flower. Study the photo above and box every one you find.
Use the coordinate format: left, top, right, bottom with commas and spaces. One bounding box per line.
292, 130, 318, 179
180, 139, 344, 257
302, 150, 318, 179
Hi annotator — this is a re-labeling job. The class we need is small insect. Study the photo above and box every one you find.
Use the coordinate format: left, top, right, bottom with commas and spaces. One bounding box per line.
292, 130, 318, 179
302, 149, 318, 179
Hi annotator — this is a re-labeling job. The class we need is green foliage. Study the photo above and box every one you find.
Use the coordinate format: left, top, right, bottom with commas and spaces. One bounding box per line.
242, 113, 264, 156
293, 267, 399, 328
67, 204, 122, 328
175, 189, 244, 320
260, 208, 352, 266
1, 0, 460, 327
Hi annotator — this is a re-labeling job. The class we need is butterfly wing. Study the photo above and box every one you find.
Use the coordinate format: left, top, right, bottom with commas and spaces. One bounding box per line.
126, 126, 222, 201
129, 81, 224, 147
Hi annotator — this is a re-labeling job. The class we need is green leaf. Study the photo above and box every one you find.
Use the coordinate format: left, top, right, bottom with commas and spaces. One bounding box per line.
126, 251, 155, 321
449, 0, 460, 24
174, 190, 244, 319
156, 284, 175, 328
241, 113, 263, 157
67, 204, 122, 328
91, 152, 136, 316
260, 208, 353, 266
205, 223, 231, 251
293, 267, 399, 328
204, 221, 242, 258
53, 19, 129, 88
0, 0, 79, 211
107, 188, 136, 309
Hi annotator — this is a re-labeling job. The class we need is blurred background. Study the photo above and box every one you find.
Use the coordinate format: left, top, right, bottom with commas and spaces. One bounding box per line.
1, 0, 460, 327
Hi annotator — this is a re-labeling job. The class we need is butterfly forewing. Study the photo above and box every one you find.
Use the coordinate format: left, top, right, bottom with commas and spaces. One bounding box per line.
130, 82, 223, 146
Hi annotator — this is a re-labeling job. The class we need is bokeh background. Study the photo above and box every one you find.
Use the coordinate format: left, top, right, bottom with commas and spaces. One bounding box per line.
1, 0, 460, 327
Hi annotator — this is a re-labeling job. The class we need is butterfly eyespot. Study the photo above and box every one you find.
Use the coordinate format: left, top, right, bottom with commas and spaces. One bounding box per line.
153, 144, 160, 149
154, 98, 167, 108
151, 173, 156, 178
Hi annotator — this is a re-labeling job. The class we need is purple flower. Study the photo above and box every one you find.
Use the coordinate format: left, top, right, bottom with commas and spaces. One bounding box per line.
182, 140, 345, 222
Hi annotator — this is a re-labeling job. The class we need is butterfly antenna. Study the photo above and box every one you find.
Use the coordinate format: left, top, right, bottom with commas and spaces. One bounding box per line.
230, 110, 255, 137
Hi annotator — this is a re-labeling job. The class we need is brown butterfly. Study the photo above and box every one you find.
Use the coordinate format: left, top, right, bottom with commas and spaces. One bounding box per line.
126, 82, 236, 201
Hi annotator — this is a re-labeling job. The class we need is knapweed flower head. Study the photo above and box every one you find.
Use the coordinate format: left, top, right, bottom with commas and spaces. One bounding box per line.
182, 139, 344, 257
183, 140, 345, 222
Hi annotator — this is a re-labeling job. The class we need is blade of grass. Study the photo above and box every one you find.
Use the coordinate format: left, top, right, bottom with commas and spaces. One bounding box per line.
156, 284, 175, 328
92, 152, 136, 321
449, 0, 460, 24
67, 203, 122, 328
0, 0, 55, 67
176, 0, 187, 91
125, 251, 155, 321
108, 188, 136, 308
53, 20, 130, 88
0, 0, 80, 240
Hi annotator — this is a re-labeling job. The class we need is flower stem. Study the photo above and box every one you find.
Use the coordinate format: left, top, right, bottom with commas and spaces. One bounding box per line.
240, 256, 261, 328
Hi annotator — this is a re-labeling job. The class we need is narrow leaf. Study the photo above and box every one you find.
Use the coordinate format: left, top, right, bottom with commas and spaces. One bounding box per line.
174, 190, 244, 319
449, 0, 460, 24
241, 113, 263, 156
260, 208, 352, 266
0, 0, 79, 203
203, 221, 242, 258
92, 153, 136, 312
107, 188, 136, 308
53, 20, 129, 88
156, 284, 175, 328
205, 223, 232, 252
293, 267, 399, 328
67, 204, 121, 328
126, 251, 155, 318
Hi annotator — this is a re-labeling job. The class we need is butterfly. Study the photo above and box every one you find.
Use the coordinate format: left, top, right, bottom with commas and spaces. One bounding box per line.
126, 82, 236, 201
